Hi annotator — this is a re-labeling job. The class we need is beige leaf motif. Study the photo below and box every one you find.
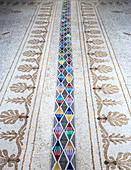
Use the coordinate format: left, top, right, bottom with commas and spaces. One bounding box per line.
107, 112, 129, 127
27, 45, 40, 50
38, 14, 50, 17
94, 59, 109, 63
10, 83, 27, 93
35, 21, 49, 25
92, 39, 104, 45
89, 30, 100, 34
116, 152, 131, 170
97, 65, 113, 73
87, 21, 97, 25
0, 110, 19, 124
40, 7, 51, 10
102, 99, 122, 106
18, 64, 33, 72
85, 14, 95, 17
15, 74, 32, 80
82, 8, 93, 10
98, 76, 114, 81
109, 133, 131, 145
101, 84, 119, 94
0, 150, 9, 168
31, 34, 46, 39
21, 58, 36, 62
0, 130, 17, 141
32, 30, 44, 34
94, 51, 107, 57
23, 50, 36, 57
5, 97, 26, 104
28, 39, 42, 44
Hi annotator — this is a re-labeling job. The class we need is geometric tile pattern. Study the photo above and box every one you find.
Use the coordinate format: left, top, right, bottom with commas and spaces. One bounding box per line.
51, 0, 76, 169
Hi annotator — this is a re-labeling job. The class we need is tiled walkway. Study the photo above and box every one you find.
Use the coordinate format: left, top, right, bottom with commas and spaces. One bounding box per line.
0, 0, 131, 170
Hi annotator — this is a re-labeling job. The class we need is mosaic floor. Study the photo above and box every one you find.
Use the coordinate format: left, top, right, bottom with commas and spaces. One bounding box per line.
0, 0, 131, 170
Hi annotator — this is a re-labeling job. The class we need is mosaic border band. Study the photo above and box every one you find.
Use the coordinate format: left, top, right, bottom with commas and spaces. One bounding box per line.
51, 0, 76, 169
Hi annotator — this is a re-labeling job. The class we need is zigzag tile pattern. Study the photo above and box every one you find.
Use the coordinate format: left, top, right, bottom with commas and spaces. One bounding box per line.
51, 0, 76, 169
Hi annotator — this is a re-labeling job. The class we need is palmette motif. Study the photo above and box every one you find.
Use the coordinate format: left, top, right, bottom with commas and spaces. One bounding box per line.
0, 2, 53, 169
80, 2, 131, 170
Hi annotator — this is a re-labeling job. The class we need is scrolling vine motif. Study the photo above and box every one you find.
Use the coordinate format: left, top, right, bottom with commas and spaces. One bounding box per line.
81, 2, 131, 169
0, 2, 53, 169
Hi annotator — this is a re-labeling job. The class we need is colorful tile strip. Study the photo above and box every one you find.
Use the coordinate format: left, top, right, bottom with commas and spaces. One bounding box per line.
51, 0, 76, 169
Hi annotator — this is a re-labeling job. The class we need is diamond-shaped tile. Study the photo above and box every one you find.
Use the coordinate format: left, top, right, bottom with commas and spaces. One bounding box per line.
65, 94, 73, 106
53, 141, 63, 161
65, 122, 74, 140
66, 57, 72, 64
67, 40, 71, 45
60, 50, 64, 55
66, 64, 72, 73
66, 73, 72, 83
66, 88, 73, 94
66, 45, 71, 51
66, 34, 71, 38
57, 83, 64, 94
61, 115, 68, 129
64, 37, 67, 41
63, 61, 68, 68
63, 54, 67, 60
66, 114, 73, 122
60, 45, 65, 50
54, 123, 63, 140
56, 94, 64, 106
58, 73, 65, 83
55, 107, 64, 122
65, 141, 75, 161
65, 107, 73, 115
63, 69, 68, 77
62, 79, 68, 87
59, 57, 65, 65
64, 48, 67, 53
61, 101, 68, 113
62, 89, 68, 99
59, 152, 68, 170
60, 132, 68, 149
59, 65, 65, 73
